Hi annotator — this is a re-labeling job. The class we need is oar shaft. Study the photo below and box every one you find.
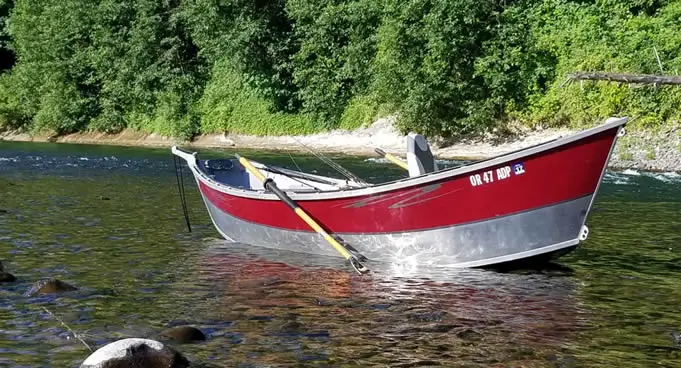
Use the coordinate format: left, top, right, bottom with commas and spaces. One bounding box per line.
241, 159, 267, 182
236, 155, 365, 272
263, 178, 352, 260
375, 148, 409, 171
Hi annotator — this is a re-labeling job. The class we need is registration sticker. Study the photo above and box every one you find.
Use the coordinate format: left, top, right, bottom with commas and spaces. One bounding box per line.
513, 162, 525, 175
469, 162, 525, 187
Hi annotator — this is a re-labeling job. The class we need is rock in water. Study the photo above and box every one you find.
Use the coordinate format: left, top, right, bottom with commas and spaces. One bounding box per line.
80, 338, 189, 368
25, 278, 77, 296
0, 272, 16, 282
0, 261, 16, 283
159, 326, 206, 343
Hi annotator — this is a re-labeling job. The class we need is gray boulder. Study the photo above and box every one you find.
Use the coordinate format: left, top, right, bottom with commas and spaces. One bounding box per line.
80, 338, 189, 368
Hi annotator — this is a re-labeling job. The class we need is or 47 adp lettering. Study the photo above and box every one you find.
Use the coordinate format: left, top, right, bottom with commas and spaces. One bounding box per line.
469, 164, 520, 187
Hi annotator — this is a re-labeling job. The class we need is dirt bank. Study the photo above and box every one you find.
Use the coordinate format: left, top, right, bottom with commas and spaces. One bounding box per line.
1, 116, 679, 172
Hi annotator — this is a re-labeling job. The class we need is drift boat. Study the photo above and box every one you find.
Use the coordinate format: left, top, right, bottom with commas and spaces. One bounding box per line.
171, 116, 627, 271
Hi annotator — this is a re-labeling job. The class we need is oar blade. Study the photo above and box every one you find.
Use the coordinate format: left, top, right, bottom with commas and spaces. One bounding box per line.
349, 257, 370, 274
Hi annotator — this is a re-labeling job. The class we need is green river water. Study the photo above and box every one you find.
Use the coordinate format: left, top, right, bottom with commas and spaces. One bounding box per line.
0, 140, 680, 367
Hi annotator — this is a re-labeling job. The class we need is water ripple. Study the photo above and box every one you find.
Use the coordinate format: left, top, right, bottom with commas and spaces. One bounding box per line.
1, 141, 680, 367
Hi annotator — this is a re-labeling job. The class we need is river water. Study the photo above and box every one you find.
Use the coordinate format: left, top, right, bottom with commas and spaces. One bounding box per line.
1, 141, 680, 367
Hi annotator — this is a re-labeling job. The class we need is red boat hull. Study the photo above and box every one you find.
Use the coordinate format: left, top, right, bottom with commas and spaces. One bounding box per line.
176, 117, 626, 267
198, 127, 618, 233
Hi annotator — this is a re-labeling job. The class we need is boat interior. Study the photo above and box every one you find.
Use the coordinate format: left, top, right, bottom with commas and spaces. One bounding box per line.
195, 132, 441, 193
196, 158, 365, 192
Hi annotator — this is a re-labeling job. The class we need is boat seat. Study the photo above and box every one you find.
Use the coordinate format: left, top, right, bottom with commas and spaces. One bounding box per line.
406, 132, 438, 177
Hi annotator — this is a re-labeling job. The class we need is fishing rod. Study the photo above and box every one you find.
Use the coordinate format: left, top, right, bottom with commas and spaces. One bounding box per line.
258, 165, 325, 191
260, 165, 340, 187
292, 138, 369, 186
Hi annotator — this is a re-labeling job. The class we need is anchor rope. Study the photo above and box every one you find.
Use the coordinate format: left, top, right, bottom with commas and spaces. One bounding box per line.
173, 155, 192, 232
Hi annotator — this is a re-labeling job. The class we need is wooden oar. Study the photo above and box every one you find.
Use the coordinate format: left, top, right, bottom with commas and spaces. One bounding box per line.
374, 148, 408, 171
235, 154, 369, 274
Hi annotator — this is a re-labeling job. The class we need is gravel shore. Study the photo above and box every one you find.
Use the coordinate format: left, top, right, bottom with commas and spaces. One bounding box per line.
2, 117, 679, 172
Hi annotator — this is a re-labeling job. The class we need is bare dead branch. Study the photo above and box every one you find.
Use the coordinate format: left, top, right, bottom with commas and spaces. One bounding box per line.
567, 72, 681, 85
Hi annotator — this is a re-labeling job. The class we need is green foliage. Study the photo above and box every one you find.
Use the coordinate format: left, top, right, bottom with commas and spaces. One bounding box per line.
87, 0, 205, 138
516, 0, 681, 128
180, 0, 298, 112
0, 0, 14, 71
197, 58, 317, 136
338, 94, 383, 131
370, 0, 503, 137
0, 0, 203, 138
286, 0, 383, 128
0, 72, 29, 129
2, 0, 98, 134
1, 0, 680, 138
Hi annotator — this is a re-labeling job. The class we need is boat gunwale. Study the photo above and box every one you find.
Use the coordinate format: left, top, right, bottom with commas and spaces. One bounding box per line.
175, 117, 628, 201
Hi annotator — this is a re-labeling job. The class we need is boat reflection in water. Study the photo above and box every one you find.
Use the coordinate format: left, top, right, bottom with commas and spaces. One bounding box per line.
193, 240, 587, 366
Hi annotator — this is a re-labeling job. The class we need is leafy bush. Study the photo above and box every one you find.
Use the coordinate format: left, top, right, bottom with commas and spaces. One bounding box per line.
1, 0, 203, 136
180, 0, 298, 112
198, 58, 317, 136
0, 0, 14, 71
286, 0, 383, 128
516, 0, 681, 128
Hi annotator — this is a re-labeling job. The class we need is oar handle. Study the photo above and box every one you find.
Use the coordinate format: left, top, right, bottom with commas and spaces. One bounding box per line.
374, 148, 409, 171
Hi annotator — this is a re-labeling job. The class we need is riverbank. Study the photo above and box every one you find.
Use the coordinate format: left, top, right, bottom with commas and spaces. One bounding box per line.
1, 116, 680, 172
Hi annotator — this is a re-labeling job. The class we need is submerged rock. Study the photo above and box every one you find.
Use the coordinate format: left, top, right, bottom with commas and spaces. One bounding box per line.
0, 272, 16, 282
25, 278, 78, 296
158, 326, 206, 343
0, 261, 16, 283
266, 314, 303, 334
80, 338, 189, 368
456, 328, 483, 341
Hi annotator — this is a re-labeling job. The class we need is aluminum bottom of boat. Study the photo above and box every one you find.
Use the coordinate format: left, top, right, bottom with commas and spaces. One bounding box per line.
199, 194, 592, 268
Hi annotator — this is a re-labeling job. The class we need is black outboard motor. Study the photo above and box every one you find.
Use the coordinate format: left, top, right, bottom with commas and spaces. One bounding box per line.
406, 132, 438, 177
